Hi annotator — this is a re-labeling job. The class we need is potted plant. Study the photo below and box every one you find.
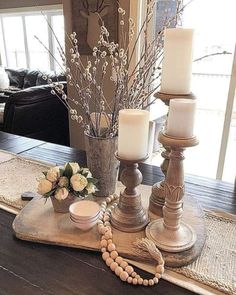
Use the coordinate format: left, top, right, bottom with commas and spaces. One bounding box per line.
36, 1, 184, 196
37, 162, 97, 213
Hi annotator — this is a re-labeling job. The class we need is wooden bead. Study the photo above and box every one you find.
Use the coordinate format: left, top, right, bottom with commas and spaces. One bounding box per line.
120, 271, 129, 282
138, 278, 143, 285
100, 239, 108, 248
115, 256, 123, 265
103, 215, 110, 222
110, 251, 118, 260
110, 262, 118, 272
143, 279, 149, 286
102, 252, 110, 261
100, 226, 108, 235
104, 231, 112, 240
135, 274, 140, 280
107, 239, 113, 244
148, 279, 154, 286
106, 197, 111, 203
104, 221, 111, 227
110, 195, 114, 201
101, 247, 106, 253
156, 265, 164, 274
127, 277, 133, 284
115, 266, 123, 276
153, 277, 159, 284
155, 273, 161, 279
132, 278, 138, 285
125, 265, 134, 275
120, 261, 128, 269
107, 243, 116, 252
131, 271, 137, 278
105, 257, 114, 267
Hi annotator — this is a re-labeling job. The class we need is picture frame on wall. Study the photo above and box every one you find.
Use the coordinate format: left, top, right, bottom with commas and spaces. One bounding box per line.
71, 0, 118, 55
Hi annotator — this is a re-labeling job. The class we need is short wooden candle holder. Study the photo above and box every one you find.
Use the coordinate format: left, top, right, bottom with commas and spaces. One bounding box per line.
149, 91, 196, 216
110, 153, 149, 233
146, 131, 199, 252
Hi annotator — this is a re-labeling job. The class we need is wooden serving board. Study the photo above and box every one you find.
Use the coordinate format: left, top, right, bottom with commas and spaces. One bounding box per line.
13, 183, 206, 267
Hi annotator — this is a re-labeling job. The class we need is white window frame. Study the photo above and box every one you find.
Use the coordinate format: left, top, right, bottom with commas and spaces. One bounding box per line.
0, 5, 63, 71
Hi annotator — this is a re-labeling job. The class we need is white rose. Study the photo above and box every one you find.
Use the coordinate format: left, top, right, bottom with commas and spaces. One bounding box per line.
46, 166, 60, 182
70, 173, 88, 192
86, 182, 96, 194
81, 168, 92, 178
37, 179, 53, 195
55, 187, 69, 200
65, 162, 80, 174
58, 176, 69, 187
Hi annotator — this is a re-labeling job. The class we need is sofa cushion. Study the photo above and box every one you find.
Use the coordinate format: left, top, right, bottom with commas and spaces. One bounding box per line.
23, 70, 39, 89
36, 72, 66, 86
5, 68, 27, 89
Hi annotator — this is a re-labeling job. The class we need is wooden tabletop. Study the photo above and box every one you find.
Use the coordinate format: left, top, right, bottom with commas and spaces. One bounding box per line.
0, 131, 235, 295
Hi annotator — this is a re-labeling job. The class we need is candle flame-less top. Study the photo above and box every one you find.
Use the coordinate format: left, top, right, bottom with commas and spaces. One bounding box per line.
118, 109, 149, 160
161, 28, 194, 95
166, 98, 196, 138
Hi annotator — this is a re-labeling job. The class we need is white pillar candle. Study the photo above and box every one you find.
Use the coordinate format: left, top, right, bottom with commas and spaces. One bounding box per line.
118, 109, 149, 160
166, 99, 196, 138
161, 28, 194, 95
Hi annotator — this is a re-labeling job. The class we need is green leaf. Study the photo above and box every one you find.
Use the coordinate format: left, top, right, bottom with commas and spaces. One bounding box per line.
59, 168, 64, 177
43, 189, 56, 198
64, 163, 73, 179
87, 177, 98, 184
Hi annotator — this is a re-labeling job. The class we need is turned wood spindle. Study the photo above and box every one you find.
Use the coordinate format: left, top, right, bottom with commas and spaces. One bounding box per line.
110, 154, 149, 233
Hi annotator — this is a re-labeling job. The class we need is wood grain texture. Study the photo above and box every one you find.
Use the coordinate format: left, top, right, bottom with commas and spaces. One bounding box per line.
13, 184, 206, 268
0, 131, 235, 295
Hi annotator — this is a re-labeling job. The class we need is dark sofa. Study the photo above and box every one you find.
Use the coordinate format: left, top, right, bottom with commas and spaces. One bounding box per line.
1, 68, 70, 146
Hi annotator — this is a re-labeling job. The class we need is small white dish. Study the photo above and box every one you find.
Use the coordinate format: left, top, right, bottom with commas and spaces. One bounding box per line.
69, 200, 100, 231
70, 216, 98, 231
69, 200, 100, 220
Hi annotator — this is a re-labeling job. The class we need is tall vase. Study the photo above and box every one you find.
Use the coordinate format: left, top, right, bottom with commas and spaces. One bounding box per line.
84, 132, 119, 197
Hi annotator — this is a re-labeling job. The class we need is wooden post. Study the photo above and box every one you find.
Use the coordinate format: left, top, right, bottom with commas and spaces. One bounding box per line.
149, 92, 196, 216
146, 131, 199, 252
110, 153, 149, 232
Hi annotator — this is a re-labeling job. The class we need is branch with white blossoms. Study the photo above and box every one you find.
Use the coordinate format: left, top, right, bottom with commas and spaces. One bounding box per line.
37, 162, 98, 200
37, 0, 184, 138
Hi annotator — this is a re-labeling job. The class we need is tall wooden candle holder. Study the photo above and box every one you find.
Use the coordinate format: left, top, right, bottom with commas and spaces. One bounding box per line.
149, 91, 196, 216
110, 153, 149, 233
146, 131, 199, 252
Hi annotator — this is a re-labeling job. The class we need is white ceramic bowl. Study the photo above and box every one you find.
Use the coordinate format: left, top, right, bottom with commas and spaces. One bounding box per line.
69, 200, 100, 220
69, 200, 100, 231
70, 216, 98, 231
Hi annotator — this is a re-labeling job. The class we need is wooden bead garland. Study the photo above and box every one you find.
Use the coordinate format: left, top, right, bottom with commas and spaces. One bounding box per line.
97, 194, 165, 286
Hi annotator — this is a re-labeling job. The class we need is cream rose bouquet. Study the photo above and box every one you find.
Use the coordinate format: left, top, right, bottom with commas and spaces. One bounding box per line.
37, 162, 97, 200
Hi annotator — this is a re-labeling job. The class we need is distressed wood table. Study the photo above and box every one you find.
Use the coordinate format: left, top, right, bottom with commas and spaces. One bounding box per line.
0, 131, 235, 295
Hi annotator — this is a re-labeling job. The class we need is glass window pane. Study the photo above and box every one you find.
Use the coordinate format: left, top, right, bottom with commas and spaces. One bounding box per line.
181, 0, 236, 179
51, 14, 65, 73
2, 16, 26, 68
25, 15, 50, 71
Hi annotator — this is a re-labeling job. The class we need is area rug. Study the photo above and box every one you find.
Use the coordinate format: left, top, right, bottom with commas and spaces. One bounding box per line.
0, 150, 235, 295
128, 211, 236, 295
0, 151, 52, 211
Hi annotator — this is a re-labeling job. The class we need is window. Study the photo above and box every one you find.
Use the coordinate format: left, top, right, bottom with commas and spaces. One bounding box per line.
148, 0, 236, 182
0, 8, 64, 72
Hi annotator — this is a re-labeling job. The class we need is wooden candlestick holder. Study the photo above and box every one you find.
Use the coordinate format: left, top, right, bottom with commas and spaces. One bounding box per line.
146, 131, 199, 252
149, 91, 196, 216
110, 153, 149, 232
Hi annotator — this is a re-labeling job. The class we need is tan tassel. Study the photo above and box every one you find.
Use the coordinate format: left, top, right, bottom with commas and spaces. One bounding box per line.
134, 238, 165, 266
